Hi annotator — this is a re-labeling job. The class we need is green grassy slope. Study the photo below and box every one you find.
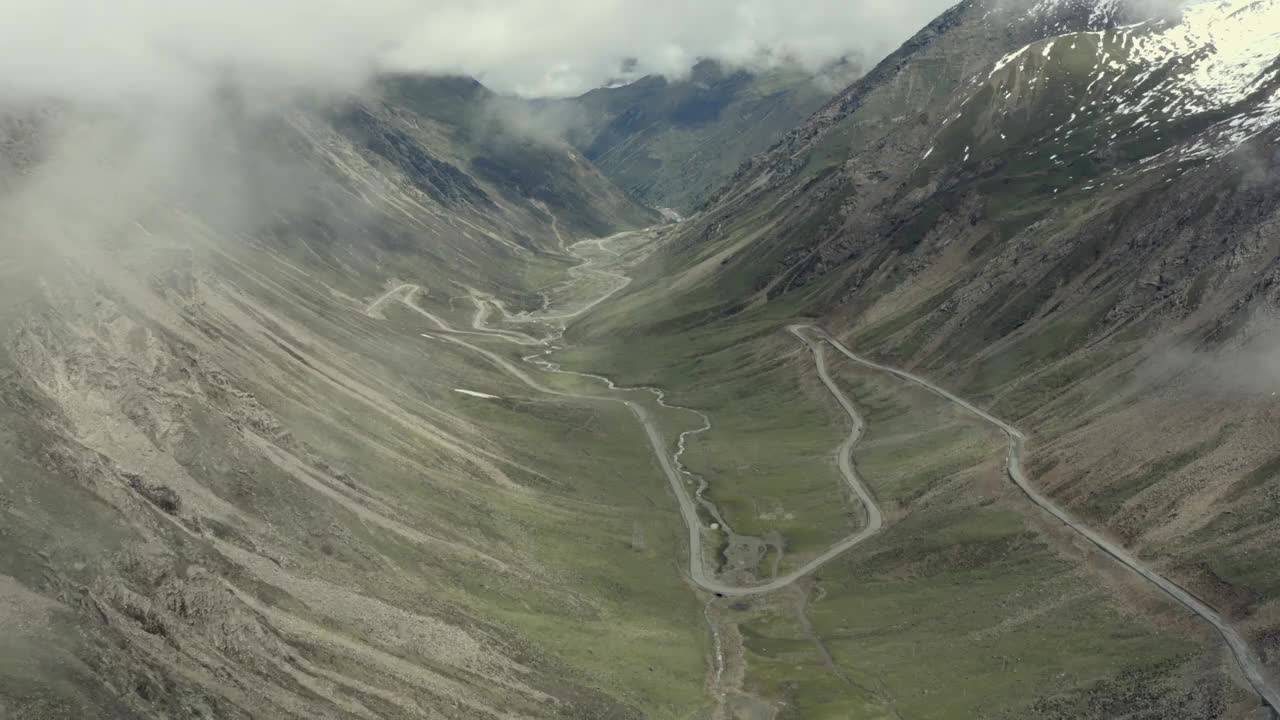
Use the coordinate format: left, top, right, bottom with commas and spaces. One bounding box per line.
557, 0, 1280, 714
724, 357, 1225, 719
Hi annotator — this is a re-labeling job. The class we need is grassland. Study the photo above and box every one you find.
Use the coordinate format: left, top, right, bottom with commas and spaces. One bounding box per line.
557, 271, 868, 579
555, 279, 1234, 716
274, 259, 717, 715
712, 353, 1228, 719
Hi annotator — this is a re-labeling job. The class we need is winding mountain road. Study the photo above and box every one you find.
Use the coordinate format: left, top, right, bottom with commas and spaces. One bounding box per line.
479, 234, 633, 325
811, 329, 1279, 712
372, 297, 883, 595
625, 326, 885, 597
368, 230, 1277, 711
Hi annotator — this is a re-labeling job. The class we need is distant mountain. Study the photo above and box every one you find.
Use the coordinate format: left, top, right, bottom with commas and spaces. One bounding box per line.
557, 59, 856, 213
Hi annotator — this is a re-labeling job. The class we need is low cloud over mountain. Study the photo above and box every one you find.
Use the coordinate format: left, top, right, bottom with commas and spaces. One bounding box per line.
0, 0, 958, 101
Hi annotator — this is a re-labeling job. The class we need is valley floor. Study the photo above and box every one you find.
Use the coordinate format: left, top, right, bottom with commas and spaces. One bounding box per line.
1, 213, 1273, 719
377, 229, 1275, 718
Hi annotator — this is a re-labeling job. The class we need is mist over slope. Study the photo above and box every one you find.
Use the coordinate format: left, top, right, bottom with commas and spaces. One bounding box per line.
0, 4, 751, 715
0, 58, 690, 716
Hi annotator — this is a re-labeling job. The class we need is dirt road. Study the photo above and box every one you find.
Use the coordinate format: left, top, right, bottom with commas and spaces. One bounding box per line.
811, 327, 1279, 713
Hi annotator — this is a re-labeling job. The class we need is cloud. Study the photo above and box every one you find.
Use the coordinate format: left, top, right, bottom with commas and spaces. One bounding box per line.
0, 0, 413, 107
1133, 311, 1280, 400
382, 0, 963, 96
0, 0, 963, 279
0, 0, 961, 102
478, 96, 588, 147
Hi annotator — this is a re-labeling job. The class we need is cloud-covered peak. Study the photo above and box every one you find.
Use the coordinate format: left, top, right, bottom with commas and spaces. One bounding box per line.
0, 0, 960, 103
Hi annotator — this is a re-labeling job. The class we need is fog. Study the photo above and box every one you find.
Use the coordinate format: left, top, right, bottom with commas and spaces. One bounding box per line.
0, 0, 961, 103
1130, 311, 1280, 402
381, 0, 964, 96
0, 0, 975, 268
477, 96, 588, 147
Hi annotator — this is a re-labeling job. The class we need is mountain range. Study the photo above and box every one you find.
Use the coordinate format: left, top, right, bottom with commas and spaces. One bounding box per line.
2, 0, 1279, 718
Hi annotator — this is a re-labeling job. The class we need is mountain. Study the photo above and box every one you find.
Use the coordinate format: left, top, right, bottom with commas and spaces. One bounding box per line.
372, 74, 661, 238
562, 0, 1280, 715
558, 59, 855, 213
5, 1, 1280, 719
0, 85, 697, 719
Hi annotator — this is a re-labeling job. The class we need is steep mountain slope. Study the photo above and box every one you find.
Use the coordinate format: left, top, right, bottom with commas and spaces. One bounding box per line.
371, 74, 661, 239
558, 60, 854, 213
0, 89, 705, 718
562, 0, 1280, 715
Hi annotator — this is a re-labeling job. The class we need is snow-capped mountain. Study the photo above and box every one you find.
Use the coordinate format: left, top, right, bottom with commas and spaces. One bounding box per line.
971, 0, 1280, 170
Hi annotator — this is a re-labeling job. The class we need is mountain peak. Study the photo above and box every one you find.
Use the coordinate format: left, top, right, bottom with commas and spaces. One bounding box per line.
966, 0, 1280, 172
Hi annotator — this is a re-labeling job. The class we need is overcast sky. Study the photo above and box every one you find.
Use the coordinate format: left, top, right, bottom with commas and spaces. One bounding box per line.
0, 0, 959, 102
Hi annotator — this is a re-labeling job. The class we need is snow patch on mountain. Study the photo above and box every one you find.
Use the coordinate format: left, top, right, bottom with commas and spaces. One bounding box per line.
1120, 0, 1280, 118
1114, 0, 1280, 161
991, 0, 1280, 165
